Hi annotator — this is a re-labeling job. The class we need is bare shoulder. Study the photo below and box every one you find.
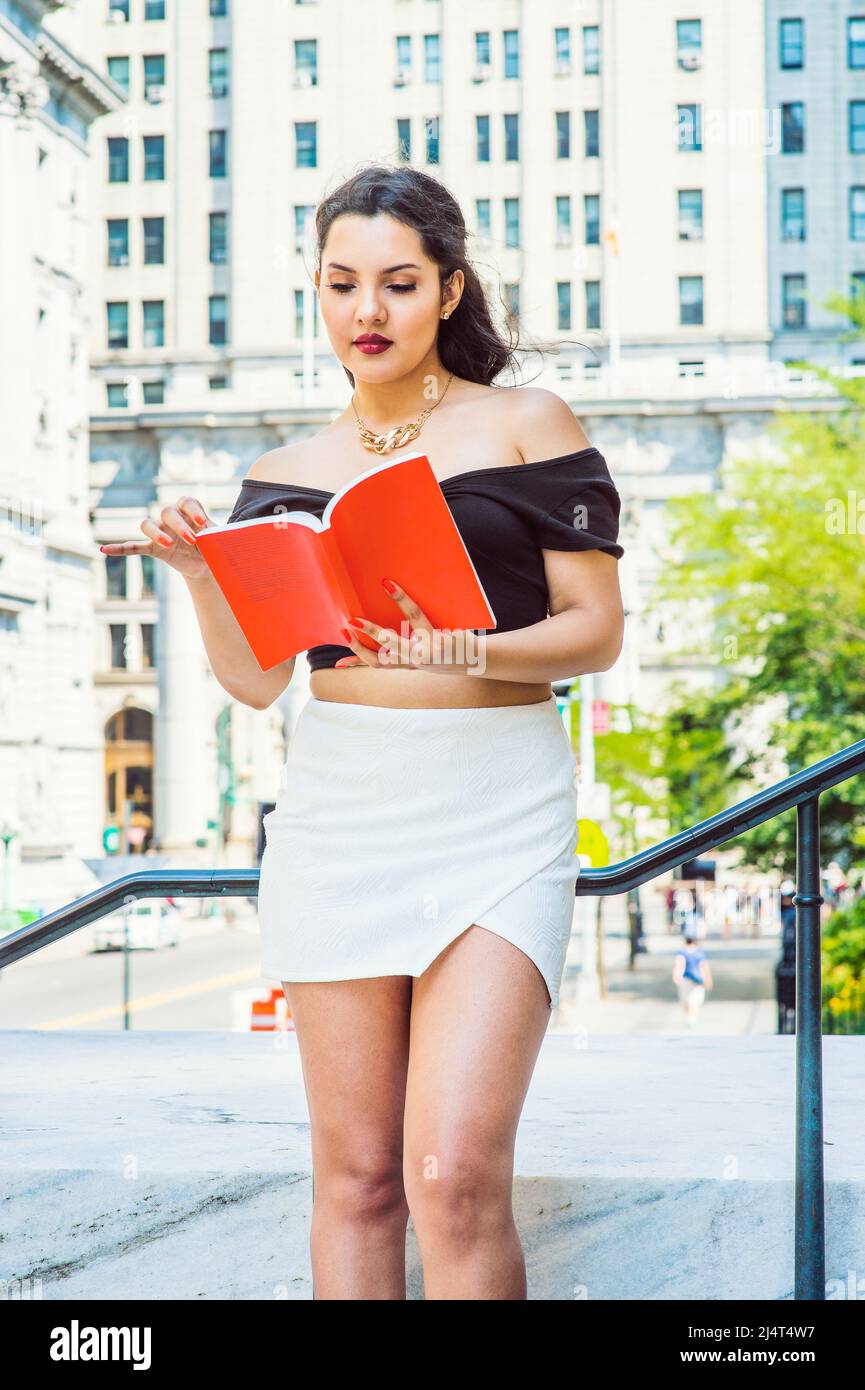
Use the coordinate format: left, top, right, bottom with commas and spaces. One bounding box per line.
507, 386, 593, 465
244, 436, 323, 483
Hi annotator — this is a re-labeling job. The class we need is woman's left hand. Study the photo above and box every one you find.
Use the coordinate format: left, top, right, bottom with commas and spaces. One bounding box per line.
334, 578, 484, 676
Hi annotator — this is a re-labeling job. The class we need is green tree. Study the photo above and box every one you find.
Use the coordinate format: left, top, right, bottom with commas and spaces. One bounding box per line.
638, 298, 865, 876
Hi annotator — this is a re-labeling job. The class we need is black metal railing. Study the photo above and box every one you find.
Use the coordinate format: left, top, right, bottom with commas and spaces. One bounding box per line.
3, 734, 865, 1301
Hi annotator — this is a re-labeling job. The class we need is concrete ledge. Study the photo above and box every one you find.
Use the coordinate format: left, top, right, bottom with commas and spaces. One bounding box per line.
3, 1031, 864, 1300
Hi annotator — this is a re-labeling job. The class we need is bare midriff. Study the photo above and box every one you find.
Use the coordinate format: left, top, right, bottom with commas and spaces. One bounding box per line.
310, 665, 552, 709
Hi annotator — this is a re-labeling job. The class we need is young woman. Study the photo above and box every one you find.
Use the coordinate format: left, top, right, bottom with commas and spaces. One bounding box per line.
101, 165, 625, 1300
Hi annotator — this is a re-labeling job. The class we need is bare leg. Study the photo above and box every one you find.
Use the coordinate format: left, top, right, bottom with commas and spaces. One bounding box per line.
284, 974, 413, 1299
402, 925, 552, 1300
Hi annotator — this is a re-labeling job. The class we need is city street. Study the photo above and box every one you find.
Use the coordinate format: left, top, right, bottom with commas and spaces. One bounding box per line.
2, 909, 782, 1036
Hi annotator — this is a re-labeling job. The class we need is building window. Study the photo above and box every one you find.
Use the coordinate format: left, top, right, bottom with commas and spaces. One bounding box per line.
143, 53, 165, 101
676, 18, 702, 69
209, 129, 228, 176
678, 275, 704, 325
210, 0, 228, 15
107, 56, 130, 93
556, 281, 572, 330
109, 624, 128, 670
295, 121, 317, 167
209, 210, 228, 263
141, 554, 155, 597
209, 374, 230, 390
293, 204, 313, 254
850, 271, 865, 308
851, 187, 865, 240
504, 112, 519, 161
140, 624, 155, 668
585, 109, 599, 157
585, 280, 600, 330
781, 102, 804, 153
849, 17, 865, 68
780, 17, 804, 69
107, 218, 129, 266
424, 33, 440, 82
145, 0, 165, 19
782, 273, 806, 327
106, 382, 129, 408
209, 48, 229, 97
143, 216, 165, 264
781, 187, 805, 241
476, 113, 490, 161
209, 294, 228, 345
396, 35, 412, 78
554, 27, 570, 72
850, 101, 865, 153
109, 0, 129, 20
396, 118, 411, 162
583, 25, 600, 75
143, 134, 165, 180
503, 29, 519, 78
425, 115, 440, 163
295, 38, 317, 85
555, 110, 570, 158
503, 281, 520, 323
678, 188, 703, 239
105, 555, 127, 598
108, 136, 129, 182
475, 198, 491, 242
142, 300, 164, 347
475, 31, 490, 70
142, 380, 164, 405
294, 288, 320, 337
107, 301, 129, 348
677, 103, 701, 151
584, 193, 600, 244
556, 195, 572, 245
504, 197, 520, 248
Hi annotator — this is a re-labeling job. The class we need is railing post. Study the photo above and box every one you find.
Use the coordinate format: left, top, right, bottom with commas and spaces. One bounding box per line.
794, 794, 825, 1300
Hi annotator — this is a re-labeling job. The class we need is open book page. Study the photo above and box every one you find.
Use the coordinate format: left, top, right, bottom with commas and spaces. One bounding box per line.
325, 453, 496, 636
195, 513, 349, 670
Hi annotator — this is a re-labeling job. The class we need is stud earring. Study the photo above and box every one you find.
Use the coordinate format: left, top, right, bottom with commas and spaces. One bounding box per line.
442, 311, 450, 319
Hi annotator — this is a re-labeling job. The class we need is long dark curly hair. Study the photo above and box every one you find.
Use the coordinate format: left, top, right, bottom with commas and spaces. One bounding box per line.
311, 162, 587, 392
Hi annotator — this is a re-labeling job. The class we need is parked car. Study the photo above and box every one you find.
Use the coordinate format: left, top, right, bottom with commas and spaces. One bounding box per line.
93, 901, 181, 952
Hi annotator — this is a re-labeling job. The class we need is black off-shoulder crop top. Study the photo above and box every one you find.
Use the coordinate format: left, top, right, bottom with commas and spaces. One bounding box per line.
224, 446, 625, 673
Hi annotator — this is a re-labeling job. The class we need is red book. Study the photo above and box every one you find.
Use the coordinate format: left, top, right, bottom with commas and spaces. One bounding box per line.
195, 451, 497, 671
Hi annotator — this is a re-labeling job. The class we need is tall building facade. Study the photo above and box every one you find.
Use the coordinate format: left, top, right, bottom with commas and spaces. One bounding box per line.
0, 0, 120, 913
19, 0, 861, 885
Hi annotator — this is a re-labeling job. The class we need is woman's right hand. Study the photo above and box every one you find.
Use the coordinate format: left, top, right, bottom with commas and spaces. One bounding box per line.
98, 495, 216, 581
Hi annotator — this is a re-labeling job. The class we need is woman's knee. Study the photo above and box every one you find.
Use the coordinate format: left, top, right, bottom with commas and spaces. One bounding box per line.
403, 1148, 513, 1242
314, 1148, 408, 1222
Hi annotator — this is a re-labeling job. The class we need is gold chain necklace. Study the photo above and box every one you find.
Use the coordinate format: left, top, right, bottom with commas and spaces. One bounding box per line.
352, 367, 455, 454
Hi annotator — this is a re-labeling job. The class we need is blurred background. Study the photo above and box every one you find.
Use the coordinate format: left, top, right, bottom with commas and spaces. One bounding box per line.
1, 0, 863, 1036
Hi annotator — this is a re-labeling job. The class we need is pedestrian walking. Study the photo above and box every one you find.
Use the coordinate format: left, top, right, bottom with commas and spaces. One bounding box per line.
672, 932, 713, 1026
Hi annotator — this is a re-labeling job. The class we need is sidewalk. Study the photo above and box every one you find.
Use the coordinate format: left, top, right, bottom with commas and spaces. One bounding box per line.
553, 925, 781, 1036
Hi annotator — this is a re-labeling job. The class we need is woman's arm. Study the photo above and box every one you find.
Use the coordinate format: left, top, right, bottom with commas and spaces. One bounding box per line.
466, 548, 624, 683
185, 567, 296, 709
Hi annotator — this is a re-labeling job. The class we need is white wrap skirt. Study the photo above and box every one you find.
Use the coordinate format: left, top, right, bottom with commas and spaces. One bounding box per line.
258, 692, 581, 1010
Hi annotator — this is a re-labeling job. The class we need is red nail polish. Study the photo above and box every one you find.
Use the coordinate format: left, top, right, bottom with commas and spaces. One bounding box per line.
340, 628, 353, 642
194, 514, 207, 525
381, 578, 397, 594
184, 531, 197, 544
158, 536, 173, 547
